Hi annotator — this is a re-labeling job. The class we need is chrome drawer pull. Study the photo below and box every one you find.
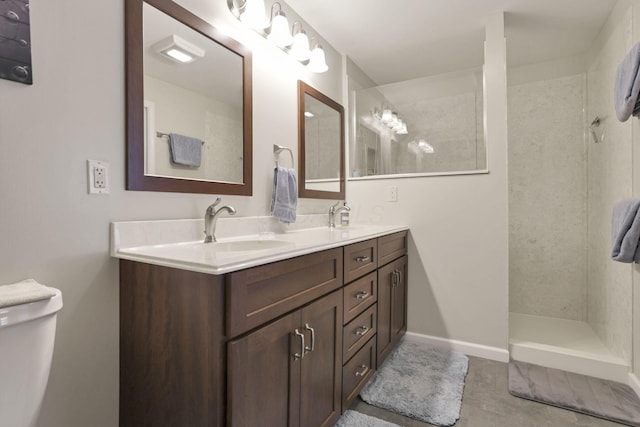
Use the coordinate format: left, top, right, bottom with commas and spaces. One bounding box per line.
355, 291, 369, 300
304, 323, 315, 352
293, 329, 305, 360
355, 326, 369, 336
355, 365, 369, 377
355, 256, 370, 263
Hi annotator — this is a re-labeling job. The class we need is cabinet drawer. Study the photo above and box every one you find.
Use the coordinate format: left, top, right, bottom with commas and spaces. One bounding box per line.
227, 247, 343, 338
378, 231, 408, 267
342, 336, 376, 412
343, 272, 377, 324
343, 304, 376, 362
344, 239, 377, 283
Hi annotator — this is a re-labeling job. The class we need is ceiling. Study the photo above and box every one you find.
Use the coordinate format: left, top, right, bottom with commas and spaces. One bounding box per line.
286, 0, 619, 85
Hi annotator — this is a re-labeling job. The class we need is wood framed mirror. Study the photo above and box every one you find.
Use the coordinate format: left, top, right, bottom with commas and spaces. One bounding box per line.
126, 0, 252, 195
298, 81, 345, 200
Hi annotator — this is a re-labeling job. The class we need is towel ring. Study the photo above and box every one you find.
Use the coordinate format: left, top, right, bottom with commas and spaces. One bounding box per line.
273, 144, 294, 168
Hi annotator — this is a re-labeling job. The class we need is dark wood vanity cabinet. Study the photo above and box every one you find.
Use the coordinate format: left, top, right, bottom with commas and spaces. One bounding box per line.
119, 230, 408, 427
377, 255, 408, 367
228, 289, 343, 427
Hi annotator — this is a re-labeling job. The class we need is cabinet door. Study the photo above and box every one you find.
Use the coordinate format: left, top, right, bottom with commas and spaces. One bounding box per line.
376, 256, 408, 367
300, 290, 343, 427
391, 256, 408, 343
228, 311, 302, 427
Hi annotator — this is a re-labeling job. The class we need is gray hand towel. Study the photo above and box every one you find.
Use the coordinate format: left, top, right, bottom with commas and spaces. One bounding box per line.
271, 166, 297, 223
615, 43, 640, 122
611, 198, 640, 263
169, 133, 202, 167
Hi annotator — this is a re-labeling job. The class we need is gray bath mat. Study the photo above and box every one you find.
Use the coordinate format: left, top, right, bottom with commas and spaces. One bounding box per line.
509, 360, 640, 426
335, 410, 403, 427
360, 340, 468, 426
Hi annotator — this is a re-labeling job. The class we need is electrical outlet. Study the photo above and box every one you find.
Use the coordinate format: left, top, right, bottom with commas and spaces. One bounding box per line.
388, 185, 398, 202
87, 160, 110, 194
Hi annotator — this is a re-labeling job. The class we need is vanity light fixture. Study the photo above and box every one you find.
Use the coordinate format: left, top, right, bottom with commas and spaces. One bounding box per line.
290, 21, 311, 62
308, 41, 328, 73
230, 0, 328, 73
267, 3, 293, 48
239, 0, 269, 30
153, 35, 205, 64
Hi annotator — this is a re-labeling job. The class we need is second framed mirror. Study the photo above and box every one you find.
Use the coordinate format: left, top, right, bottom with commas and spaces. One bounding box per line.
298, 81, 345, 200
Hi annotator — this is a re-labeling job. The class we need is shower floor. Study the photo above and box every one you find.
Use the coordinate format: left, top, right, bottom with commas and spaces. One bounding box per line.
509, 312, 629, 383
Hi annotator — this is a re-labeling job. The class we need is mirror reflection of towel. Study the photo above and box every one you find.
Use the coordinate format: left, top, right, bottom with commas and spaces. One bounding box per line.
169, 133, 202, 167
271, 166, 297, 223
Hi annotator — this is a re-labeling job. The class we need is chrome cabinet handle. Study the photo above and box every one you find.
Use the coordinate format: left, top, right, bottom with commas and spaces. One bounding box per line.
293, 329, 306, 360
355, 364, 369, 377
355, 326, 369, 336
397, 269, 402, 285
304, 323, 315, 353
355, 256, 370, 263
391, 270, 398, 287
355, 291, 369, 300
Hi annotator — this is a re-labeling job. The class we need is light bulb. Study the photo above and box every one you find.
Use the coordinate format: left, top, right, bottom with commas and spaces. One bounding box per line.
240, 0, 269, 30
268, 11, 293, 48
290, 30, 311, 61
308, 44, 328, 73
381, 109, 392, 123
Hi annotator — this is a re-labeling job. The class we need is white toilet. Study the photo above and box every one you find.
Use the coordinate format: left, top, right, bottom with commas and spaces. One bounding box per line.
0, 282, 63, 427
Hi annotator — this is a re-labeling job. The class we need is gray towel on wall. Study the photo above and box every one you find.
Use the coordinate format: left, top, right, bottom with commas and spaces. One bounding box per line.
611, 198, 640, 263
169, 133, 202, 167
271, 166, 297, 223
615, 43, 640, 122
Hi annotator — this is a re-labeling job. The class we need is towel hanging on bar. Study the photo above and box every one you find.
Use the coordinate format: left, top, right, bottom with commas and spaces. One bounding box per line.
615, 43, 640, 122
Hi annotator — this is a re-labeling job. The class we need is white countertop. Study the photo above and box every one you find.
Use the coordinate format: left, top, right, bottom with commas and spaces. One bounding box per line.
111, 216, 408, 275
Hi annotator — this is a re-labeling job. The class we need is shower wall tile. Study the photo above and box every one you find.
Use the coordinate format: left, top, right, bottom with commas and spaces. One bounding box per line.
587, 7, 633, 363
508, 74, 587, 321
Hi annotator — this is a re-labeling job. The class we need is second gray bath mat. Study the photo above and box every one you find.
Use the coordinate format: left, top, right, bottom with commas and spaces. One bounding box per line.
508, 360, 640, 426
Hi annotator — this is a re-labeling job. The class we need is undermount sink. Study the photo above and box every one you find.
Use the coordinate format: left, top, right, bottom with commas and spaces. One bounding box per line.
210, 239, 293, 252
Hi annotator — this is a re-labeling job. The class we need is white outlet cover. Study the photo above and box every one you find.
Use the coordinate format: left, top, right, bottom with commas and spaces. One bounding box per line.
87, 160, 110, 195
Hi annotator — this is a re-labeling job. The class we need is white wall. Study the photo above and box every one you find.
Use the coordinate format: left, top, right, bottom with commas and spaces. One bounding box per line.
0, 0, 343, 426
346, 12, 509, 353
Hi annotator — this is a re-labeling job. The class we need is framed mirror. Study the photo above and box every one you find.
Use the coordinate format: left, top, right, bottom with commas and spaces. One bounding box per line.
298, 81, 345, 200
125, 0, 252, 195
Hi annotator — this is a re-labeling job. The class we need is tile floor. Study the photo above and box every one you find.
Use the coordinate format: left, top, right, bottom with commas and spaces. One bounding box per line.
350, 356, 624, 427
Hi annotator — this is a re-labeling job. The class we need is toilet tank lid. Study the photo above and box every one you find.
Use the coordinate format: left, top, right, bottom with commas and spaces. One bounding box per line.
0, 280, 62, 328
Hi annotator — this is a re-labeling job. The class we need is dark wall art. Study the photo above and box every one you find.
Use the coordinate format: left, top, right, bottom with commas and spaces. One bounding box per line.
0, 0, 32, 85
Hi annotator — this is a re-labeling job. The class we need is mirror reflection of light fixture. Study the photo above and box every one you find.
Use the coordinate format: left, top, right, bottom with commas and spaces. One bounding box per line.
308, 41, 328, 73
304, 111, 314, 118
152, 35, 205, 63
374, 108, 409, 134
290, 21, 311, 62
239, 0, 269, 30
267, 3, 293, 48
417, 139, 434, 153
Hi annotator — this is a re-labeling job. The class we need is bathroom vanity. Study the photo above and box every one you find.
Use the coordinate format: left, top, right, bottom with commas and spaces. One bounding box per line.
113, 219, 408, 427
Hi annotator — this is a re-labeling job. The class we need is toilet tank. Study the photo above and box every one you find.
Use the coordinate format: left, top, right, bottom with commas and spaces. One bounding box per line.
0, 288, 63, 427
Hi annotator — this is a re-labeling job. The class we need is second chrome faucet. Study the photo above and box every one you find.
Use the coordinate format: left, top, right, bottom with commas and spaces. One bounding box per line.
204, 197, 236, 243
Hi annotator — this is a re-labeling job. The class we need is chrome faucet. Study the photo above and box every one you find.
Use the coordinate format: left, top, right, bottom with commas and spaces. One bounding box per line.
328, 201, 351, 228
204, 197, 236, 243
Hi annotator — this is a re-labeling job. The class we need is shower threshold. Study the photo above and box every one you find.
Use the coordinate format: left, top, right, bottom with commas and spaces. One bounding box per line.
509, 312, 628, 383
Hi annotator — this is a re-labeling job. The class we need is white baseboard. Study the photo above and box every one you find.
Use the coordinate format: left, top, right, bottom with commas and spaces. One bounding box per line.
629, 372, 640, 398
404, 331, 510, 362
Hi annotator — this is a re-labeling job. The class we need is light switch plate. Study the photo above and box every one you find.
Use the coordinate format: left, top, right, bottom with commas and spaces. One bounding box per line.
388, 185, 398, 202
87, 160, 110, 194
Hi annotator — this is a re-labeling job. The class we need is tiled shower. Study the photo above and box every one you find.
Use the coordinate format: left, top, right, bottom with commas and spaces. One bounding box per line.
508, 3, 634, 382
